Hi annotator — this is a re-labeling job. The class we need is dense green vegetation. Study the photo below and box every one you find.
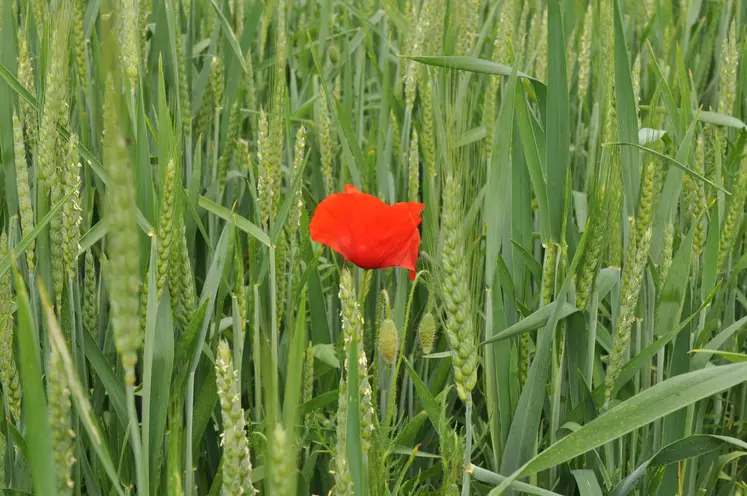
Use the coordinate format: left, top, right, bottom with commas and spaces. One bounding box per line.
0, 0, 746, 494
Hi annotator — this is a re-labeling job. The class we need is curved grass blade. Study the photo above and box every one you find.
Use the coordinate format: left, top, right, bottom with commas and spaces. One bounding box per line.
402, 55, 534, 81
491, 362, 747, 494
470, 465, 563, 496
198, 196, 270, 246
699, 110, 747, 130
691, 315, 747, 369
208, 0, 247, 73
481, 302, 578, 345
691, 350, 747, 363
611, 435, 747, 496
605, 142, 728, 194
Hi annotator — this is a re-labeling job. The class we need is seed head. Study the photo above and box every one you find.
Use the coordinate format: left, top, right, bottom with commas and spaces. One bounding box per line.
0, 234, 21, 424
378, 319, 399, 365
418, 311, 437, 355
215, 340, 256, 494
105, 79, 141, 386
12, 111, 35, 273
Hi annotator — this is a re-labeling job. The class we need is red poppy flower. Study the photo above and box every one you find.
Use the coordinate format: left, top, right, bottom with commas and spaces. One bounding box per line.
310, 185, 424, 280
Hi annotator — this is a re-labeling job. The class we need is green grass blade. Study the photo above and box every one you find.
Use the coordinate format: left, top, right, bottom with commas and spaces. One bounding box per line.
208, 0, 247, 73
515, 84, 551, 243
613, 0, 641, 213
403, 55, 535, 81
493, 362, 747, 494
198, 196, 270, 246
545, 0, 570, 242
699, 110, 747, 130
611, 435, 740, 496
691, 315, 747, 369
13, 269, 57, 496
82, 330, 128, 427
470, 465, 563, 496
481, 302, 578, 345
571, 470, 604, 496
605, 142, 728, 194
142, 276, 175, 495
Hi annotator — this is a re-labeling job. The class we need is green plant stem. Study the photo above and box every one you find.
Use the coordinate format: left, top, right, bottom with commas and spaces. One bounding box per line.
269, 243, 278, 418
127, 384, 147, 494
462, 393, 472, 496
384, 271, 424, 431
253, 284, 262, 422
185, 375, 195, 495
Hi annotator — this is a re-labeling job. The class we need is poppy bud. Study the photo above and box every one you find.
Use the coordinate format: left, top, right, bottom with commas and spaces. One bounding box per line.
328, 44, 340, 64
378, 319, 399, 365
418, 312, 437, 355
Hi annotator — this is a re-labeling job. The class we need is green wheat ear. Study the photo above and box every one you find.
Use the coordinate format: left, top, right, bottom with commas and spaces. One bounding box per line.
317, 85, 334, 195
532, 8, 548, 80
303, 342, 314, 431
243, 48, 257, 131
73, 0, 88, 92
257, 109, 272, 229
440, 174, 477, 403
577, 3, 592, 106
390, 109, 402, 168
339, 269, 374, 456
408, 128, 420, 203
686, 135, 708, 265
289, 125, 307, 241
47, 345, 76, 495
268, 424, 292, 494
12, 111, 35, 274
62, 134, 82, 283
16, 32, 37, 145
104, 77, 141, 387
157, 159, 176, 300
39, 15, 70, 190
333, 375, 354, 496
0, 234, 21, 425
718, 159, 747, 272
83, 250, 98, 336
219, 98, 242, 193
121, 0, 139, 90
170, 225, 197, 327
176, 27, 190, 137
215, 340, 256, 495
718, 19, 739, 117
455, 0, 479, 57
403, 2, 425, 111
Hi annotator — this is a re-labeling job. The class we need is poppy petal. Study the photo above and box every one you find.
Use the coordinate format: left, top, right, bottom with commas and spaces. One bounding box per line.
309, 192, 357, 260
361, 202, 423, 270
310, 186, 424, 277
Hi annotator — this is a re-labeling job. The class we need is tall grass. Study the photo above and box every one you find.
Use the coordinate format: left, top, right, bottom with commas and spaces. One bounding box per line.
0, 0, 746, 494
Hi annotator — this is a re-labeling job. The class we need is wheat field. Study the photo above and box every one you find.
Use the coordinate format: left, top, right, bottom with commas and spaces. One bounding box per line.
0, 0, 746, 494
